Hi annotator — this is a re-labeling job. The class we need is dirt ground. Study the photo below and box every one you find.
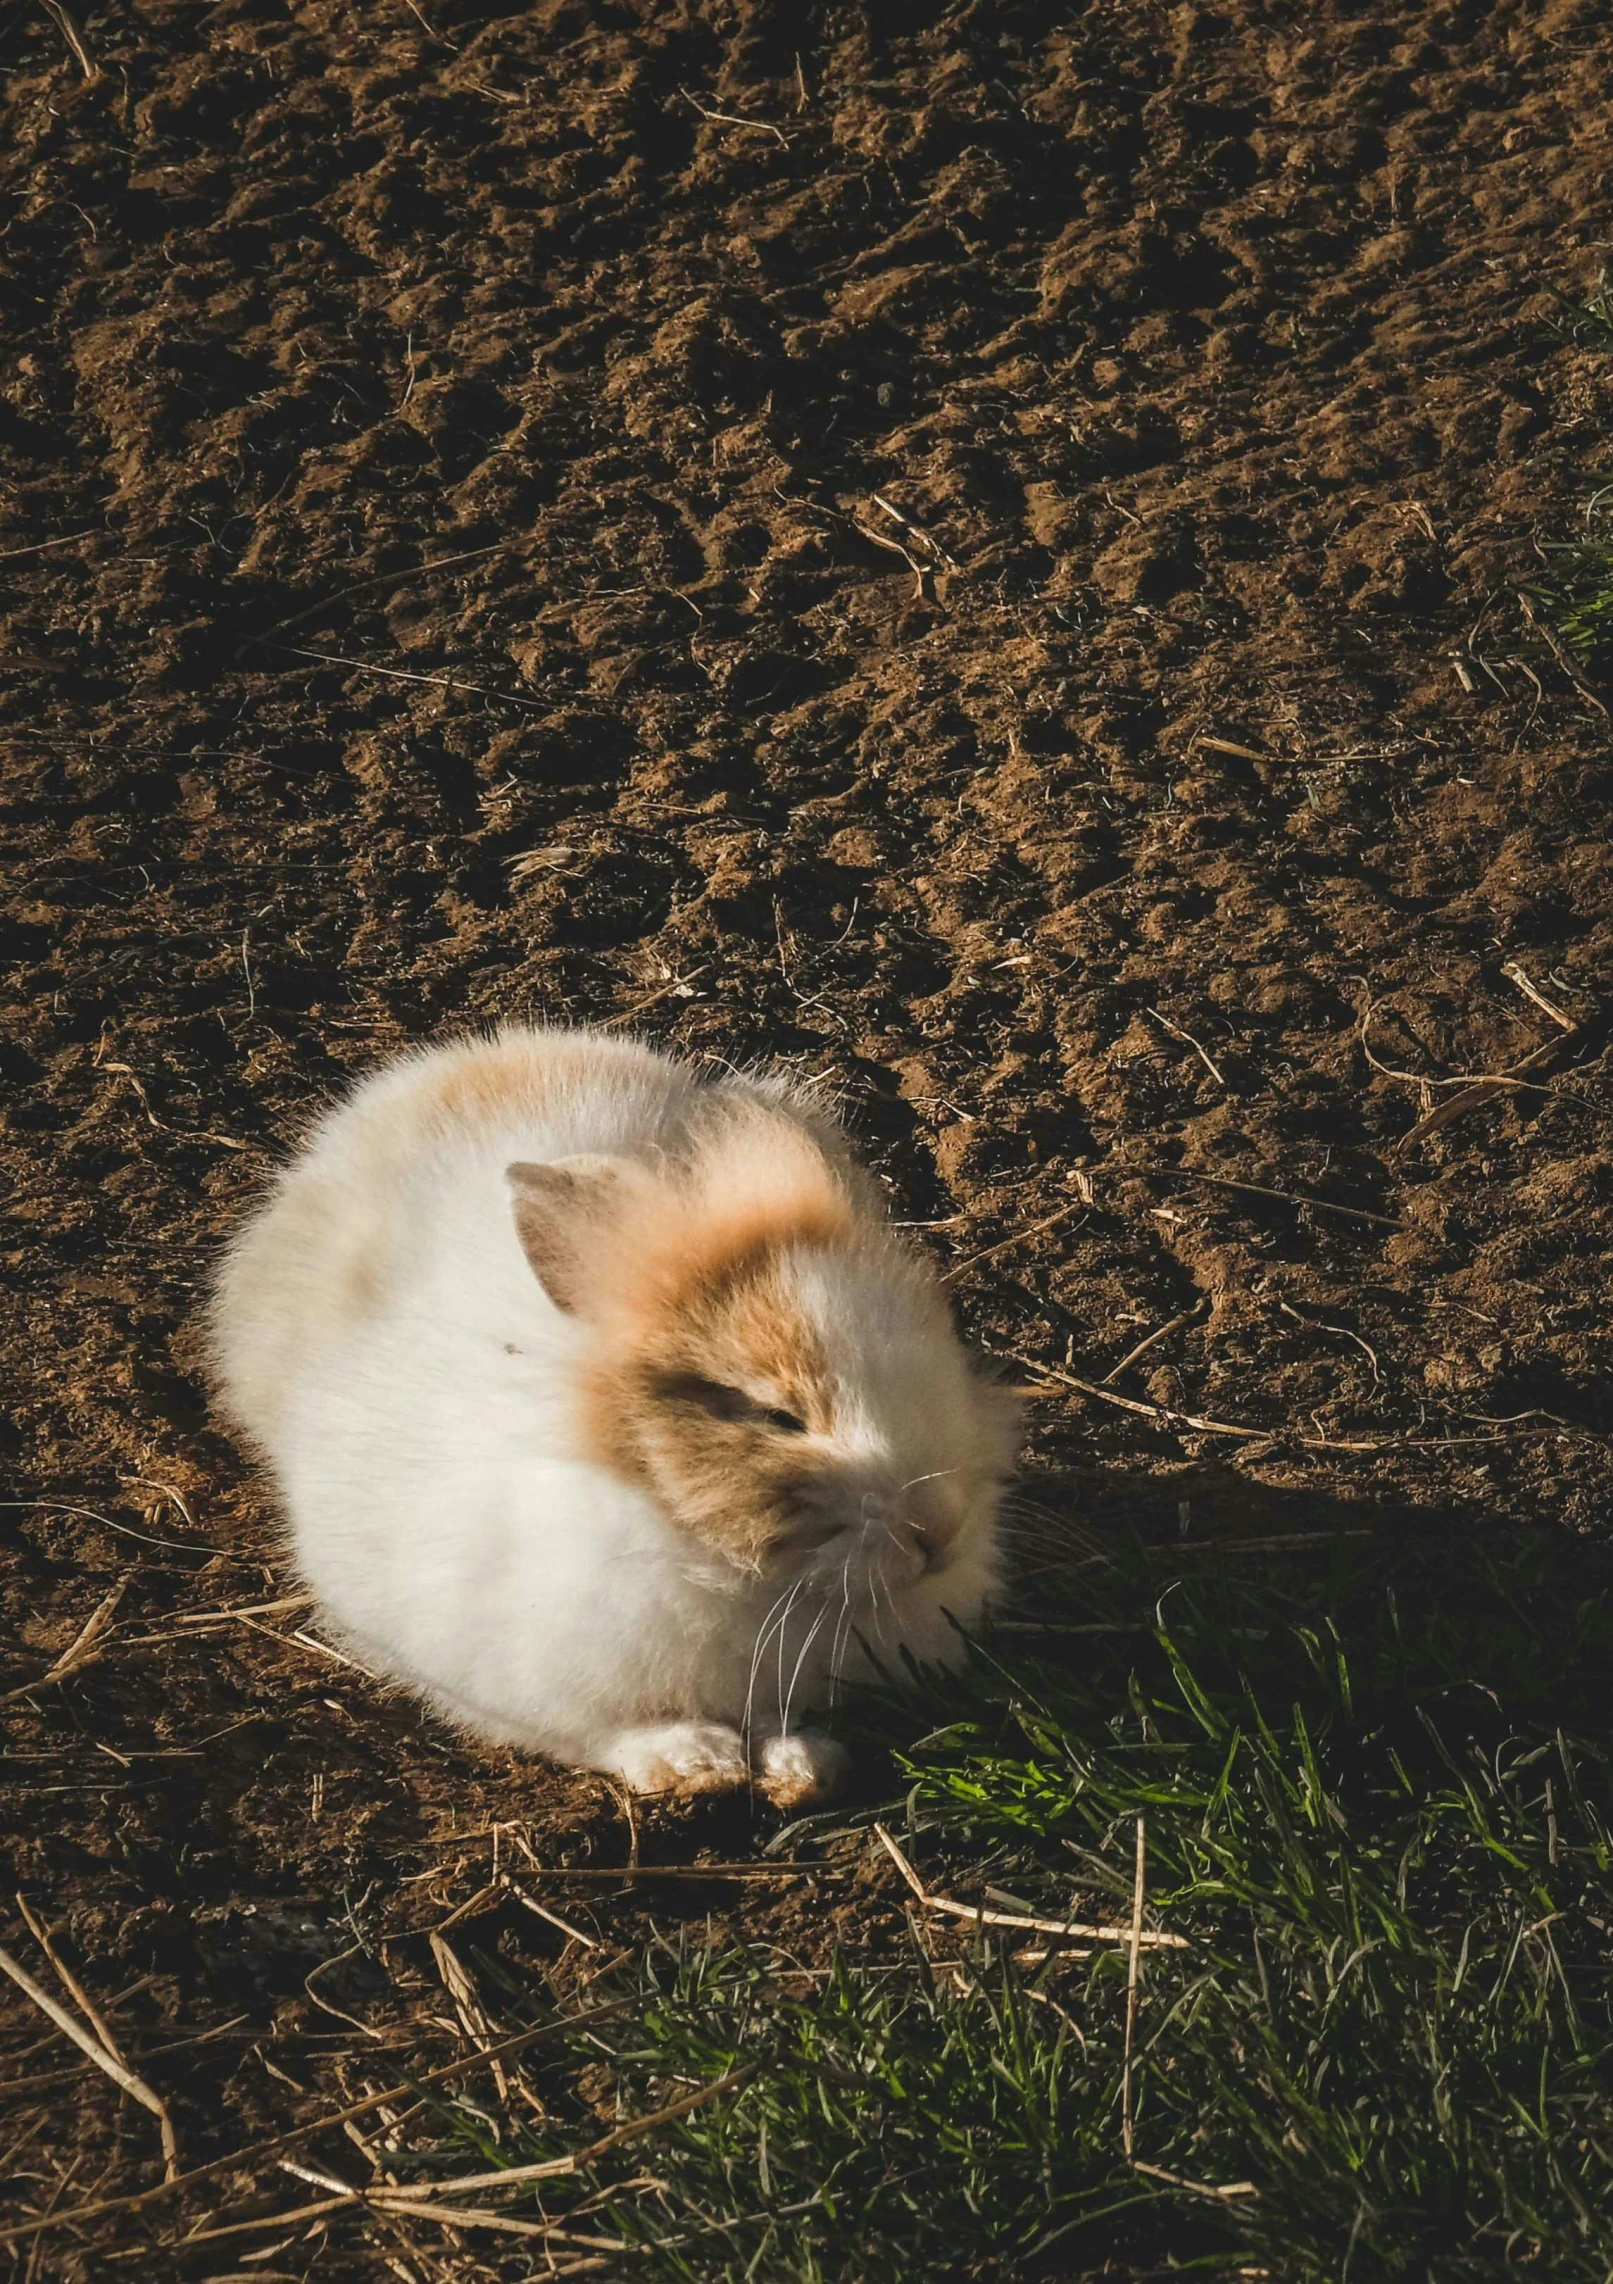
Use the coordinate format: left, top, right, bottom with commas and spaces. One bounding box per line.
3, 0, 1612, 2270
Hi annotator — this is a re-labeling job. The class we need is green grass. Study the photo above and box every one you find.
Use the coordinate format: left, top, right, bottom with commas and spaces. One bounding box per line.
408, 1530, 1613, 2281
1552, 279, 1613, 351
1540, 512, 1613, 672
1539, 280, 1613, 670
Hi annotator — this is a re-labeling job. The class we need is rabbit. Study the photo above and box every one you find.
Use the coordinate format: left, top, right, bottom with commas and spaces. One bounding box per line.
209, 1024, 1020, 1807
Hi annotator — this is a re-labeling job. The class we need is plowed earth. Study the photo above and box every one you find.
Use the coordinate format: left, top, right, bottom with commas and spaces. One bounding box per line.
3, 0, 1612, 2270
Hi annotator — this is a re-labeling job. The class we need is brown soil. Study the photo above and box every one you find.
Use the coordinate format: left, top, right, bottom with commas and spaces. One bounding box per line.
3, 0, 1612, 2270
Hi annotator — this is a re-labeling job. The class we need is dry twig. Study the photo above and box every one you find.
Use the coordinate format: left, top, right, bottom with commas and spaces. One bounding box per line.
2, 1583, 126, 1704
244, 543, 504, 634
942, 1195, 1090, 1281
250, 547, 513, 639
1358, 990, 1582, 1134
677, 88, 788, 142
0, 2006, 627, 2246
12, 1899, 123, 2061
1000, 1344, 1569, 1456
430, 1879, 503, 1935
598, 965, 711, 1029
385, 2065, 755, 2197
1517, 589, 1610, 718
1149, 1166, 1404, 1232
994, 1348, 1273, 1441
504, 1879, 600, 1950
1501, 959, 1577, 1031
271, 643, 540, 710
172, 1595, 313, 1630
870, 493, 960, 573
396, 0, 458, 49
1174, 1530, 1374, 1557
849, 516, 931, 599
872, 1825, 1187, 1950
0, 1941, 178, 2179
1146, 1008, 1227, 1088
191, 2066, 755, 2244
430, 1933, 509, 2100
1121, 1816, 1146, 2160
1396, 1023, 1588, 1150
2, 2011, 253, 2100
0, 530, 98, 563
518, 1859, 800, 1880
1102, 1302, 1206, 1386
1133, 2160, 1259, 2199
38, 0, 95, 76
1194, 734, 1268, 762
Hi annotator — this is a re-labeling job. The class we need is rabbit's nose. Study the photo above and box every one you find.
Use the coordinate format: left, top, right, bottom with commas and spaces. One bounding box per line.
903, 1490, 962, 1572
883, 1512, 941, 1575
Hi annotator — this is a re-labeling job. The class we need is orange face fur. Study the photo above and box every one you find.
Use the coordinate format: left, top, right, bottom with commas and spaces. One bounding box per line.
507, 1114, 1020, 1599
584, 1226, 867, 1572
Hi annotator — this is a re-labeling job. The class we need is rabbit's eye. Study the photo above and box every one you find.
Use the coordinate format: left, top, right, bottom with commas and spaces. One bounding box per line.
777, 1512, 840, 1552
663, 1374, 755, 1421
660, 1376, 810, 1435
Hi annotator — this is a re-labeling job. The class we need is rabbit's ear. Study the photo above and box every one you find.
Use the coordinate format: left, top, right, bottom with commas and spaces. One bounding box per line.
506, 1155, 652, 1312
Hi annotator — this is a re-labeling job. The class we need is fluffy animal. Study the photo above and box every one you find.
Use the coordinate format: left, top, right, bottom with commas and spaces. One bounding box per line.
209, 1026, 1019, 1806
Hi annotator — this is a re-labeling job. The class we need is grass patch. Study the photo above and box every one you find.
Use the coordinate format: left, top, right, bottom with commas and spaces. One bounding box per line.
403, 1529, 1613, 2281
1540, 515, 1613, 673
1552, 279, 1613, 351
1539, 279, 1613, 670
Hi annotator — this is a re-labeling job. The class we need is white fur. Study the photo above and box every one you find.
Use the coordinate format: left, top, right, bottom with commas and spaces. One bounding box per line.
209, 1025, 1015, 1796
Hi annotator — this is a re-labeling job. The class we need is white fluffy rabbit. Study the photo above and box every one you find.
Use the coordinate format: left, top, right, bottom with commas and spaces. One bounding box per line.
209, 1026, 1019, 1806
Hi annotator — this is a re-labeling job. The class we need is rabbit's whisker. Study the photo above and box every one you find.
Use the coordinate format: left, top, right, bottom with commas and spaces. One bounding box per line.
827, 1561, 855, 1709
743, 1577, 806, 1749
898, 1466, 959, 1495
781, 1596, 833, 1739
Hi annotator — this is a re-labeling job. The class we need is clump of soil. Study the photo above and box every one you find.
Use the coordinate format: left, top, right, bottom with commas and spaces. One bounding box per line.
3, 0, 1611, 2267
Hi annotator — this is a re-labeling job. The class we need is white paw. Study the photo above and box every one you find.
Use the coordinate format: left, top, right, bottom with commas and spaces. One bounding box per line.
756, 1730, 849, 1811
608, 1722, 750, 1799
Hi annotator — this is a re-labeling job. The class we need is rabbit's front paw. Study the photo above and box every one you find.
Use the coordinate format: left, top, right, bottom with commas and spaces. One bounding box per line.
757, 1730, 849, 1810
609, 1722, 749, 1798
